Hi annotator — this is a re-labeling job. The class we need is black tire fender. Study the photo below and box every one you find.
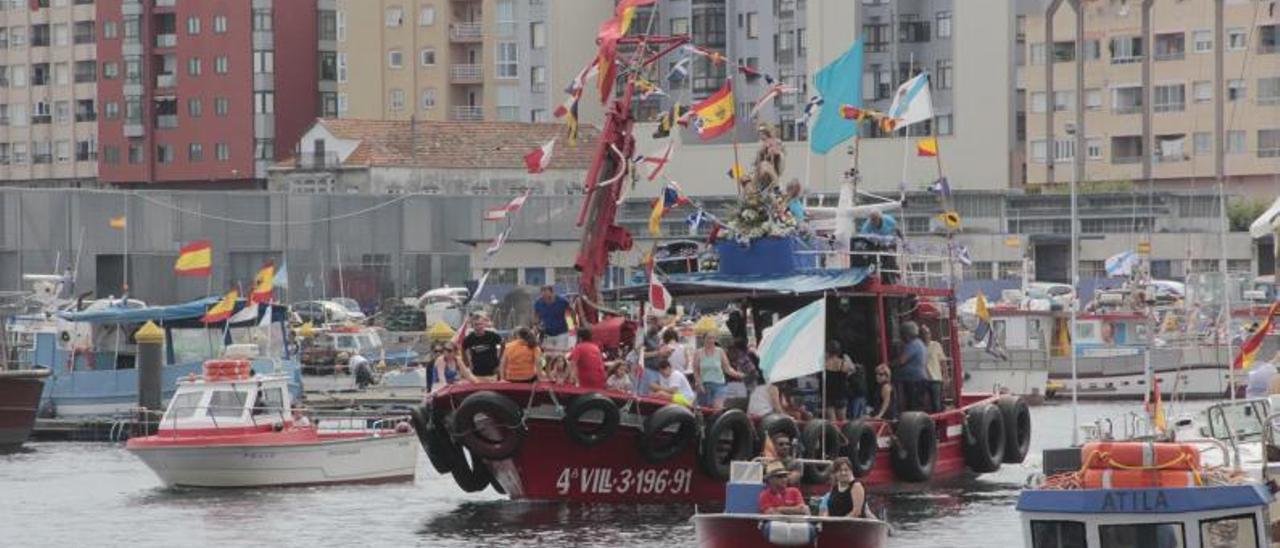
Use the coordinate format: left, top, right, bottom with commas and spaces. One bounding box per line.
563, 393, 621, 447
890, 411, 938, 482
413, 402, 461, 474
963, 404, 1005, 474
699, 409, 755, 480
800, 419, 843, 484
841, 420, 878, 478
755, 412, 800, 454
450, 390, 526, 461
638, 404, 699, 463
447, 442, 495, 493
996, 396, 1031, 464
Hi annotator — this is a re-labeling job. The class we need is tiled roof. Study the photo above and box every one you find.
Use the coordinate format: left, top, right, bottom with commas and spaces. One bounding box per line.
314, 118, 599, 170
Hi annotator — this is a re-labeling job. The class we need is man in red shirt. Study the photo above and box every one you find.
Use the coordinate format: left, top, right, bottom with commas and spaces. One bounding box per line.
758, 461, 809, 515
568, 327, 607, 389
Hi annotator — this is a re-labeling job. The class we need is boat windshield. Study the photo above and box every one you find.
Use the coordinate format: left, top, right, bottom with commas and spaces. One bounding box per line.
1202, 400, 1269, 442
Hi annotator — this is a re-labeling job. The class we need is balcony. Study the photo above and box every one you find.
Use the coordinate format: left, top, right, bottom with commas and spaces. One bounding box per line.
451, 105, 483, 121
294, 151, 340, 169
450, 22, 483, 42
155, 114, 178, 129
450, 64, 482, 83
75, 112, 96, 122
155, 34, 177, 48
156, 73, 176, 88
155, 0, 176, 7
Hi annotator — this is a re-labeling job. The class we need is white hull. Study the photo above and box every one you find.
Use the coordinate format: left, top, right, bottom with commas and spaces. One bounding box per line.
963, 368, 1049, 399
129, 433, 418, 488
1050, 366, 1232, 400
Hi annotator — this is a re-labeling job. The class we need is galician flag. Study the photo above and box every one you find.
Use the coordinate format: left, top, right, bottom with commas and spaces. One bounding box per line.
757, 298, 826, 383
887, 73, 933, 131
523, 138, 556, 174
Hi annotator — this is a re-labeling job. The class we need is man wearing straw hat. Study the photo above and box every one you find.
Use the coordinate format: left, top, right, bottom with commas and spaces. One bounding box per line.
758, 461, 809, 515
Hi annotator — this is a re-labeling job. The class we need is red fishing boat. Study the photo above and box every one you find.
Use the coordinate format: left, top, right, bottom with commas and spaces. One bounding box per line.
0, 369, 50, 449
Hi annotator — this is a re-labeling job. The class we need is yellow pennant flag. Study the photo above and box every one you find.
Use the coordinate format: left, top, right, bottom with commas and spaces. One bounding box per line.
109, 216, 126, 229
648, 198, 665, 236
936, 210, 961, 231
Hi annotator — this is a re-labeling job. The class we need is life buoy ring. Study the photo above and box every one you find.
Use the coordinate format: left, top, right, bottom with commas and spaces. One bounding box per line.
563, 393, 621, 447
638, 403, 698, 463
414, 402, 460, 474
963, 404, 1005, 473
841, 420, 878, 477
699, 409, 755, 480
890, 411, 937, 482
451, 391, 526, 461
800, 419, 842, 484
755, 413, 800, 454
996, 396, 1031, 464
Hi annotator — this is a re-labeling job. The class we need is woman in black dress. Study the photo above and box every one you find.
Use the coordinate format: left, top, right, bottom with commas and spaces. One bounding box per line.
823, 340, 852, 421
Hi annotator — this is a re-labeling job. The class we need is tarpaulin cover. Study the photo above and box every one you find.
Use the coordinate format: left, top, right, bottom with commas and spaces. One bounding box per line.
60, 297, 288, 325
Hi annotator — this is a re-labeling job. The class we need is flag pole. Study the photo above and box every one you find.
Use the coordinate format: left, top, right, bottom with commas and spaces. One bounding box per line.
896, 53, 915, 202
122, 192, 130, 296
729, 76, 743, 197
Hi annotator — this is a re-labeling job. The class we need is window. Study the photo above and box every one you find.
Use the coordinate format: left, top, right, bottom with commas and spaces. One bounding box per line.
318, 10, 337, 41
1052, 41, 1075, 63
252, 9, 272, 31
187, 57, 201, 76
1054, 91, 1074, 112
254, 91, 273, 114
1112, 86, 1143, 114
418, 5, 435, 26
385, 6, 403, 27
1156, 134, 1187, 161
32, 141, 50, 163
126, 143, 142, 164
186, 16, 200, 35
254, 139, 273, 160
216, 142, 229, 161
745, 12, 758, 38
496, 41, 518, 79
530, 65, 546, 93
188, 143, 203, 161
188, 98, 201, 117
1259, 129, 1280, 158
104, 101, 119, 119
54, 140, 69, 163
531, 109, 547, 122
74, 60, 95, 83
389, 89, 405, 111
1030, 520, 1086, 548
103, 61, 118, 79
337, 92, 348, 113
420, 88, 436, 110
1193, 29, 1212, 53
1227, 130, 1246, 153
388, 49, 403, 69
1154, 32, 1185, 60
530, 22, 545, 49
1030, 140, 1047, 163
671, 17, 688, 36
1087, 138, 1102, 160
1262, 25, 1279, 54
1110, 36, 1143, 63
1259, 77, 1280, 105
496, 85, 519, 121
495, 0, 515, 35
215, 97, 229, 116
103, 20, 117, 39
1200, 514, 1260, 548
1194, 80, 1213, 102
1099, 523, 1184, 548
1153, 84, 1185, 112
1228, 79, 1246, 101
1194, 132, 1212, 154
52, 62, 68, 85
936, 114, 952, 136
336, 53, 347, 83
935, 59, 952, 89
419, 48, 435, 66
54, 100, 68, 123
1228, 28, 1247, 50
213, 15, 227, 34
208, 390, 248, 418
74, 21, 94, 44
156, 144, 173, 164
1030, 43, 1046, 65
214, 56, 228, 74
1085, 89, 1102, 110
1031, 91, 1047, 113
1111, 135, 1143, 164
936, 11, 952, 38
255, 50, 274, 74
336, 11, 345, 41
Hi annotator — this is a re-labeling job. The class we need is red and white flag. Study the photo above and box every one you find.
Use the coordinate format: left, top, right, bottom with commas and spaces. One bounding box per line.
636, 141, 675, 182
648, 278, 673, 312
523, 138, 557, 174
750, 83, 799, 119
484, 189, 532, 222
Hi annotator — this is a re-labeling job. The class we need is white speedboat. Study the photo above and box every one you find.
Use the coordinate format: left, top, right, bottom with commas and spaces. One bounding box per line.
126, 359, 417, 488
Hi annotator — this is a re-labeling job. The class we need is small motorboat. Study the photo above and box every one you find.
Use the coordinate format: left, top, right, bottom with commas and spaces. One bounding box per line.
1019, 440, 1273, 547
0, 368, 51, 449
692, 461, 890, 548
126, 359, 417, 488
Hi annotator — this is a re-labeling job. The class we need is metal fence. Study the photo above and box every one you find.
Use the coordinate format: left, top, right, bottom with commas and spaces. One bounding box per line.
0, 187, 589, 308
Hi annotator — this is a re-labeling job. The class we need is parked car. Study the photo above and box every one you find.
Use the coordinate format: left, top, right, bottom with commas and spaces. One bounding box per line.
291, 300, 361, 326
415, 287, 469, 329
330, 297, 369, 321
299, 326, 386, 375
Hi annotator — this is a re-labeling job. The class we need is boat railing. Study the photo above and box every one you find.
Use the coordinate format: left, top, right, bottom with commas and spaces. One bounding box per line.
1176, 436, 1238, 471
800, 246, 956, 288
310, 409, 411, 434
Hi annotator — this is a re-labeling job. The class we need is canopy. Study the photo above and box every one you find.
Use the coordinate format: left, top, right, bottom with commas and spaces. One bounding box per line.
636, 267, 871, 298
60, 297, 288, 326
1250, 196, 1280, 239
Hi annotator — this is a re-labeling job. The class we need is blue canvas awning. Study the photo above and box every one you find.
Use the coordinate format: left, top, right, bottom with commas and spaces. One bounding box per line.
612, 268, 872, 299
60, 297, 287, 325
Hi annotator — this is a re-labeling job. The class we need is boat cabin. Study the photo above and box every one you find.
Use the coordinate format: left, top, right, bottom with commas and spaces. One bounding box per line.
158, 359, 296, 433
1017, 484, 1272, 548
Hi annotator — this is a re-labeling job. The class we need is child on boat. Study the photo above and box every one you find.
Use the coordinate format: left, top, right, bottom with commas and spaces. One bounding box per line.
606, 361, 634, 394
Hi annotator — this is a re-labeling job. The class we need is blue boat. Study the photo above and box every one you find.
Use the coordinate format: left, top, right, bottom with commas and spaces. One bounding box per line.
13, 297, 302, 418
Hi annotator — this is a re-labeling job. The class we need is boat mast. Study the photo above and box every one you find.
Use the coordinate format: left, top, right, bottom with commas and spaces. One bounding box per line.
1068, 119, 1080, 446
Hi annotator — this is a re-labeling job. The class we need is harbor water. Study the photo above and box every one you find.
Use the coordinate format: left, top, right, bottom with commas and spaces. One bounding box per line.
0, 401, 1207, 547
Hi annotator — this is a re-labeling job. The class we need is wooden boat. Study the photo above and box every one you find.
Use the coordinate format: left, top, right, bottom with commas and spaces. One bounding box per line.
0, 369, 50, 449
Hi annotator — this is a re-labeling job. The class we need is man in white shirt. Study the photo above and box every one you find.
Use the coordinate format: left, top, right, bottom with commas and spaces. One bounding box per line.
650, 359, 696, 405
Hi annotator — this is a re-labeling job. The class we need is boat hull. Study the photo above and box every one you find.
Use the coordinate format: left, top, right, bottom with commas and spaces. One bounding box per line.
0, 371, 49, 448
692, 514, 888, 548
429, 384, 996, 504
1048, 363, 1229, 400
127, 433, 417, 488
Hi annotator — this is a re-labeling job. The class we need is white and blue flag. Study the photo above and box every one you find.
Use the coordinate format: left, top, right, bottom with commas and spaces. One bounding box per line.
1105, 250, 1140, 277
758, 298, 826, 384
887, 73, 933, 130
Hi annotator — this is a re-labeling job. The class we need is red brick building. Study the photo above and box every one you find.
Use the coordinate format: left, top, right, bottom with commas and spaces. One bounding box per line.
96, 0, 318, 188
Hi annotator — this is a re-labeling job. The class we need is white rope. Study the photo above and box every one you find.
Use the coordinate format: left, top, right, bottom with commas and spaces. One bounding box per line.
131, 191, 419, 226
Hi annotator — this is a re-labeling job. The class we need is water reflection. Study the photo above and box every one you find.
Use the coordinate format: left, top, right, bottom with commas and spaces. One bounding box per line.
421, 501, 696, 546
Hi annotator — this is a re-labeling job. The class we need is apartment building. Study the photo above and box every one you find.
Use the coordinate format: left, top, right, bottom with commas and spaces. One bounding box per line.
0, 0, 99, 187
1024, 0, 1280, 198
95, 0, 319, 188
331, 0, 608, 124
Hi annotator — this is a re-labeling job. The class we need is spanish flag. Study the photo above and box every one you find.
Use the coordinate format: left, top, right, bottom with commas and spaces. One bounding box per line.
1234, 301, 1280, 369
250, 261, 275, 304
616, 0, 655, 36
109, 215, 126, 229
174, 240, 213, 277
691, 80, 735, 141
916, 137, 938, 157
202, 289, 239, 324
